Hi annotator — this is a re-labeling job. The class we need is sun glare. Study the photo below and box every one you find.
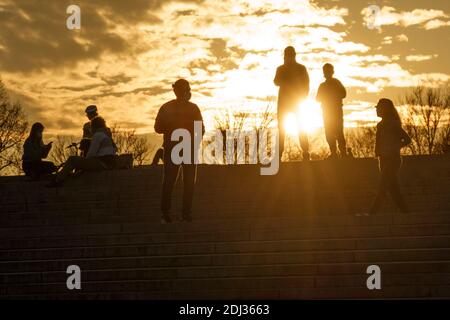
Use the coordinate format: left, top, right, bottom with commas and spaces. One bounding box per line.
284, 113, 299, 135
283, 98, 323, 135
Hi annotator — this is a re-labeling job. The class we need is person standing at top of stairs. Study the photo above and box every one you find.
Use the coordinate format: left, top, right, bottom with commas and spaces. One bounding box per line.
369, 98, 412, 215
154, 79, 205, 224
274, 46, 310, 161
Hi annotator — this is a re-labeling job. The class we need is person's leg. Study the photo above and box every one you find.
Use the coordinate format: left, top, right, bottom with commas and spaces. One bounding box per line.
182, 164, 197, 221
388, 178, 409, 213
277, 112, 285, 160
38, 161, 57, 176
56, 156, 104, 183
387, 157, 409, 213
336, 115, 347, 157
181, 164, 197, 221
151, 148, 164, 166
55, 156, 80, 182
299, 132, 310, 160
369, 158, 389, 214
76, 157, 106, 171
323, 114, 337, 157
161, 159, 179, 222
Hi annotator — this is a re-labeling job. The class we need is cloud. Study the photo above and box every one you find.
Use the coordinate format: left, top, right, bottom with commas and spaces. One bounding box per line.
381, 36, 392, 45
78, 85, 171, 100
0, 0, 449, 135
424, 19, 450, 30
396, 34, 409, 42
361, 6, 449, 30
0, 0, 203, 72
405, 54, 438, 62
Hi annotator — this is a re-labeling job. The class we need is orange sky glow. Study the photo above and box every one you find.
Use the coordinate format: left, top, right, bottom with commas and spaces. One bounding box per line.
0, 0, 449, 138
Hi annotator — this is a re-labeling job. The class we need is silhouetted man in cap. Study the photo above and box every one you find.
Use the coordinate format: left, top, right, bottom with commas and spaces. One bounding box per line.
154, 79, 205, 223
316, 63, 347, 158
274, 46, 310, 160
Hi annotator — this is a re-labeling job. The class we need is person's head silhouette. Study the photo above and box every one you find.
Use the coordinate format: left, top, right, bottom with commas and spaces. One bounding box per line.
91, 116, 107, 133
29, 122, 45, 142
172, 79, 191, 102
284, 46, 296, 64
323, 63, 334, 80
375, 98, 401, 125
85, 105, 98, 120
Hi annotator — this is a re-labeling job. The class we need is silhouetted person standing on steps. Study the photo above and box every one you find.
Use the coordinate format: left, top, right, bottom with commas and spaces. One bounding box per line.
154, 79, 205, 223
370, 98, 411, 215
316, 63, 347, 158
274, 46, 310, 161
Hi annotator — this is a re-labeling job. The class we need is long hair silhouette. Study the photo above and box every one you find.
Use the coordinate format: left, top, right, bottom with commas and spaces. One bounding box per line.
377, 98, 402, 126
28, 122, 44, 142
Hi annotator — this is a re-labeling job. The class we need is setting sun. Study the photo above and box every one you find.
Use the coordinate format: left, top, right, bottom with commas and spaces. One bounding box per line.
283, 98, 323, 135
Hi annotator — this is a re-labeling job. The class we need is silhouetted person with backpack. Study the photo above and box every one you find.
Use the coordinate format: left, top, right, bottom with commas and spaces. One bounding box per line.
274, 46, 310, 161
22, 122, 57, 179
369, 98, 411, 215
154, 79, 205, 223
316, 63, 347, 158
47, 116, 117, 187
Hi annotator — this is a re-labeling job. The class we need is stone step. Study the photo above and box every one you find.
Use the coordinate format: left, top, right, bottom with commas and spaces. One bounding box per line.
1, 215, 450, 239
1, 248, 449, 273
0, 156, 449, 299
2, 223, 449, 250
1, 211, 450, 229
1, 180, 446, 202
2, 261, 450, 284
2, 273, 450, 297
2, 235, 449, 262
4, 285, 450, 299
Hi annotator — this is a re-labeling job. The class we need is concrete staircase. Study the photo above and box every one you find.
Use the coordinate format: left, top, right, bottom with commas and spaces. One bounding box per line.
0, 155, 449, 299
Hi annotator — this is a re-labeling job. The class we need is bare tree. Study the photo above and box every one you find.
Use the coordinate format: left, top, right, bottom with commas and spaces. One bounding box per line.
253, 102, 276, 162
283, 136, 302, 161
49, 135, 79, 166
213, 109, 250, 164
345, 125, 377, 158
399, 86, 450, 155
0, 80, 28, 175
111, 125, 155, 166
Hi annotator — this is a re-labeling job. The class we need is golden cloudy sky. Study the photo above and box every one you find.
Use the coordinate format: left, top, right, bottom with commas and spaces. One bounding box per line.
0, 0, 449, 136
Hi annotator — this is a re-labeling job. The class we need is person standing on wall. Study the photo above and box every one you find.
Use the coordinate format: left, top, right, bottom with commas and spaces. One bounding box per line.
274, 46, 310, 161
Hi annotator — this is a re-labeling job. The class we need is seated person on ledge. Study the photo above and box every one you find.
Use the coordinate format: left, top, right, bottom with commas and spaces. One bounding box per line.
47, 116, 117, 187
22, 122, 57, 180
